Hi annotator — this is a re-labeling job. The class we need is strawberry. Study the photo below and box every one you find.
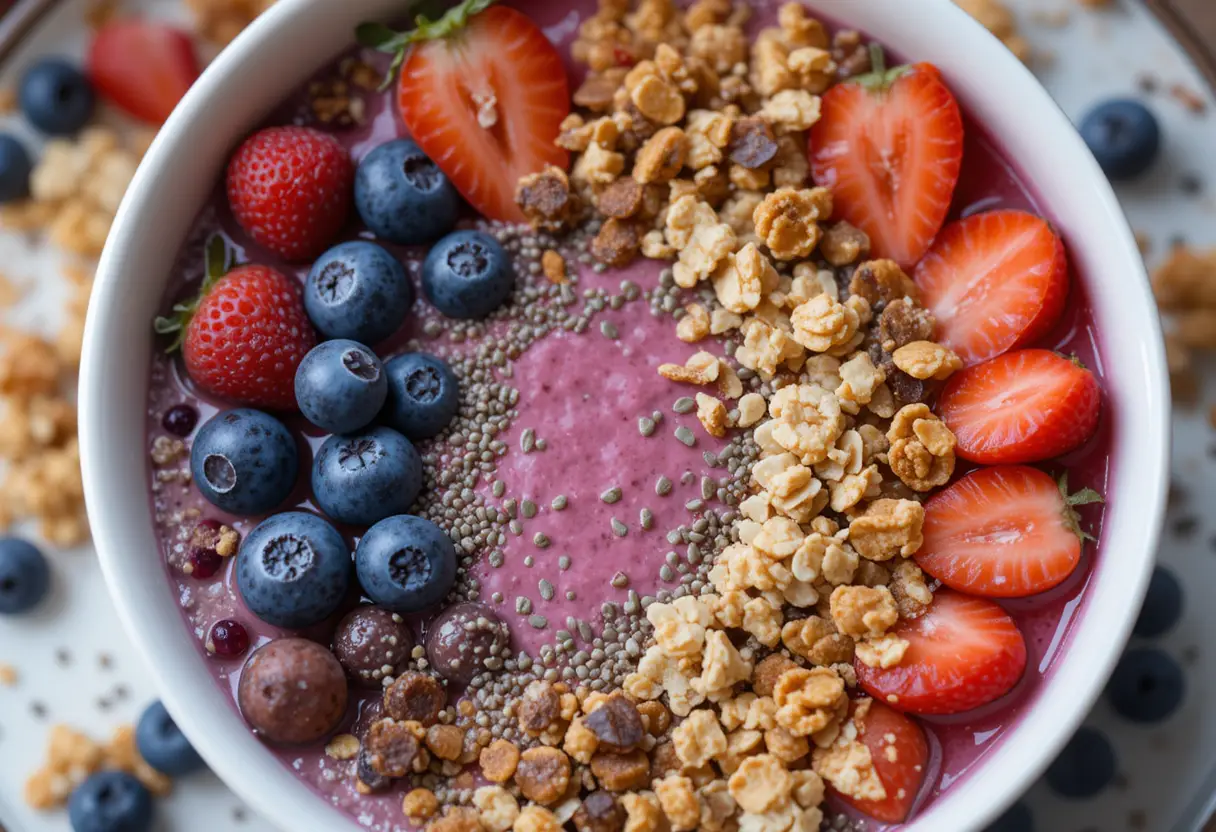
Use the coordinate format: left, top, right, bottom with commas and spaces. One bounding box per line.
155, 237, 316, 411
809, 50, 964, 269
916, 466, 1103, 598
87, 19, 199, 125
855, 589, 1027, 715
831, 698, 929, 824
914, 210, 1069, 366
938, 349, 1102, 465
226, 126, 354, 262
357, 0, 569, 223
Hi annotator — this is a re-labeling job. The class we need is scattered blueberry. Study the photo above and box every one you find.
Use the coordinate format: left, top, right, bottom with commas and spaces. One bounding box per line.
295, 340, 388, 434
190, 409, 298, 516
1045, 726, 1116, 799
1106, 647, 1185, 723
236, 512, 351, 628
304, 241, 413, 344
985, 801, 1033, 832
0, 537, 49, 615
355, 514, 456, 614
20, 58, 95, 136
312, 426, 421, 527
354, 139, 459, 245
422, 230, 514, 319
207, 618, 250, 657
136, 701, 205, 776
0, 134, 31, 203
68, 770, 153, 832
382, 352, 459, 440
161, 403, 199, 437
1079, 99, 1161, 181
1133, 565, 1183, 638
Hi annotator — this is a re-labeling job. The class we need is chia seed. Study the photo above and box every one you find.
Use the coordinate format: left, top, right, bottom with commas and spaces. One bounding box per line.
638, 417, 656, 437
538, 580, 555, 601
520, 428, 535, 453
551, 495, 567, 511
673, 397, 695, 414
533, 533, 551, 549
528, 615, 549, 630
515, 597, 532, 614
675, 426, 696, 447
489, 551, 504, 568
558, 555, 571, 570
600, 487, 623, 504
600, 321, 619, 339
521, 500, 537, 519
611, 518, 628, 537
610, 571, 630, 588
655, 476, 673, 496
640, 508, 654, 530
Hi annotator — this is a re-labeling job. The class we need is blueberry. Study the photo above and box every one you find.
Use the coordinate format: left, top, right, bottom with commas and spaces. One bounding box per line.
190, 409, 299, 517
1045, 726, 1116, 799
0, 134, 31, 203
295, 340, 388, 434
0, 537, 49, 615
68, 771, 153, 832
20, 58, 95, 136
304, 241, 413, 344
1079, 99, 1160, 181
354, 139, 459, 245
1133, 566, 1183, 638
135, 701, 204, 776
1106, 647, 1185, 723
312, 427, 421, 527
355, 515, 456, 613
985, 802, 1033, 832
422, 230, 514, 320
382, 352, 459, 440
236, 512, 351, 628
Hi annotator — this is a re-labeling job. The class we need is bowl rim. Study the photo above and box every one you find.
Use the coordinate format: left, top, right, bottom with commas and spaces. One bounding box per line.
78, 1, 1170, 831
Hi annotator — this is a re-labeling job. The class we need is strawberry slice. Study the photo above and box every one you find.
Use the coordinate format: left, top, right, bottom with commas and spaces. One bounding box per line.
938, 349, 1102, 465
87, 18, 200, 125
809, 51, 963, 269
358, 0, 569, 223
856, 589, 1027, 715
914, 210, 1068, 366
916, 466, 1103, 598
831, 698, 930, 823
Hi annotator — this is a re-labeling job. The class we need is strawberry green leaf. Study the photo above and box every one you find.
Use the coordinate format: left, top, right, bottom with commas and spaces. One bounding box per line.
356, 0, 497, 89
153, 234, 235, 353
1056, 471, 1104, 543
854, 44, 910, 92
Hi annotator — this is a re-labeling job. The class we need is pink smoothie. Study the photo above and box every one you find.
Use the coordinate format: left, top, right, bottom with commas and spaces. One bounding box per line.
143, 2, 1113, 829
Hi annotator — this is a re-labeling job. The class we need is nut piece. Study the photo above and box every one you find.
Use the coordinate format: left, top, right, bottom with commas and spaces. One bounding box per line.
886, 403, 956, 492
383, 672, 445, 725
403, 787, 439, 820
515, 166, 580, 232
753, 653, 799, 698
585, 695, 646, 753
849, 259, 918, 306
598, 178, 645, 219
752, 187, 832, 260
637, 700, 672, 737
515, 746, 571, 805
591, 219, 642, 268
479, 739, 521, 783
425, 724, 464, 761
590, 748, 652, 791
634, 127, 689, 184
820, 221, 870, 266
728, 117, 779, 169
573, 790, 626, 832
363, 718, 420, 778
542, 250, 567, 284
631, 75, 686, 125
518, 680, 562, 736
782, 615, 854, 666
892, 341, 962, 381
878, 298, 936, 351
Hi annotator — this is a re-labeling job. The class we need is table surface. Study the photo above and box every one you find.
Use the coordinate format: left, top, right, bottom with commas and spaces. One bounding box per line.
3, 1, 1216, 831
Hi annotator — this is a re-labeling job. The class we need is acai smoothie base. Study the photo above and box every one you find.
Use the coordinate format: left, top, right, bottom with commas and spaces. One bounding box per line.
143, 0, 1111, 830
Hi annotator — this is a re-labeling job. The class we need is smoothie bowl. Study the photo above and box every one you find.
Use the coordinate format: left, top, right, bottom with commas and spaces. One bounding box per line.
79, 0, 1169, 830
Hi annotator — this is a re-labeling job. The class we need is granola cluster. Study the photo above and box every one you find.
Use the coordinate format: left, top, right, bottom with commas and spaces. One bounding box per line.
1152, 245, 1216, 402
24, 724, 172, 810
502, 0, 974, 823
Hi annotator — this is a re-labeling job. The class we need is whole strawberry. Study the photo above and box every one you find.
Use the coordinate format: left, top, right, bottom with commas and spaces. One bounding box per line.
157, 238, 316, 410
227, 126, 354, 262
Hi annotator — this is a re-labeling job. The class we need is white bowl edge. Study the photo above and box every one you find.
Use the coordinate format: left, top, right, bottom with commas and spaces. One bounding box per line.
78, 1, 1171, 831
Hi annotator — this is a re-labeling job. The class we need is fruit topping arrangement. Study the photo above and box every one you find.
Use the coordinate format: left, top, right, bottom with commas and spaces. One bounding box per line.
141, 0, 1113, 829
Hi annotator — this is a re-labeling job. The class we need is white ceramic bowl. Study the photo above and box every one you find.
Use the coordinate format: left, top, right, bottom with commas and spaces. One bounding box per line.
79, 0, 1170, 829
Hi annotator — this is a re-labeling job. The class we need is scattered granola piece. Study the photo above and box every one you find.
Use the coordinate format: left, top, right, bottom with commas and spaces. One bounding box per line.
695, 392, 728, 437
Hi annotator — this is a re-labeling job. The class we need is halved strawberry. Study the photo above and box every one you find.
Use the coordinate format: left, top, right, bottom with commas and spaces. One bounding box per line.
87, 18, 199, 125
358, 0, 570, 223
809, 53, 964, 269
914, 210, 1068, 366
916, 466, 1103, 598
831, 698, 930, 824
856, 589, 1027, 715
938, 349, 1102, 465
